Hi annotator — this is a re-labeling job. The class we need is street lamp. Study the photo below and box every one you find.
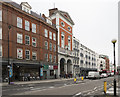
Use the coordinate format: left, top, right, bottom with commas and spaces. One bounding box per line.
111, 39, 117, 96
8, 25, 11, 85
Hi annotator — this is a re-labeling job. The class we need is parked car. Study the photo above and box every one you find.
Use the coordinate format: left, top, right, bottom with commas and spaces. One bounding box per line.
111, 72, 114, 76
88, 71, 100, 79
101, 73, 108, 78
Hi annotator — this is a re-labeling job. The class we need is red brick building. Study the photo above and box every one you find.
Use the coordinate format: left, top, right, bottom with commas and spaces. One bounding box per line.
0, 1, 58, 81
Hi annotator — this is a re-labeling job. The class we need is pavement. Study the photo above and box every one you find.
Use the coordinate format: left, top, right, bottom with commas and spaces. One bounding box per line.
0, 77, 80, 86
106, 81, 120, 95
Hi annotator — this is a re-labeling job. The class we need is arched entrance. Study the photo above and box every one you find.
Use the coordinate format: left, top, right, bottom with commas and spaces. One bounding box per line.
67, 59, 72, 74
60, 58, 65, 76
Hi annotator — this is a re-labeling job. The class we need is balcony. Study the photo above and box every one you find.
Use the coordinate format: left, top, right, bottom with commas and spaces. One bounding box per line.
58, 47, 73, 57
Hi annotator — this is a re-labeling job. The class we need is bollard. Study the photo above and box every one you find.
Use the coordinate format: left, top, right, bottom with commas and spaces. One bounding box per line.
104, 81, 107, 94
74, 77, 76, 83
81, 76, 84, 81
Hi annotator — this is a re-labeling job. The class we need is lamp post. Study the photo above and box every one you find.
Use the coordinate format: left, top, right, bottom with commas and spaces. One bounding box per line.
8, 25, 11, 85
111, 39, 117, 96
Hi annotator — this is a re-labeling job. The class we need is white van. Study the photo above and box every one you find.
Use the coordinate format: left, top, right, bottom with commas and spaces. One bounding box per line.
88, 71, 100, 79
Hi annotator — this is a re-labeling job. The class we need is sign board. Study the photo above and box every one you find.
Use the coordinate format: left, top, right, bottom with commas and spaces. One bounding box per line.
40, 67, 43, 76
9, 66, 13, 78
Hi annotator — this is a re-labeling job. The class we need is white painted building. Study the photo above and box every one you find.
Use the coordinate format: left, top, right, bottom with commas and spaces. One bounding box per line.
73, 37, 80, 77
97, 57, 106, 72
79, 43, 98, 76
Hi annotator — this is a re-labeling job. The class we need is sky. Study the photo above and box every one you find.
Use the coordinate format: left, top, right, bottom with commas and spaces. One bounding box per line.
12, 0, 119, 65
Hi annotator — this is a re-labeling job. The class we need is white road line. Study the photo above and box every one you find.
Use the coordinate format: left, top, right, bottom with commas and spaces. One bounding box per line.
76, 92, 81, 95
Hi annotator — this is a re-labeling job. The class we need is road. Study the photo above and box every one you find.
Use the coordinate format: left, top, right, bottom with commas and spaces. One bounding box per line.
2, 77, 114, 96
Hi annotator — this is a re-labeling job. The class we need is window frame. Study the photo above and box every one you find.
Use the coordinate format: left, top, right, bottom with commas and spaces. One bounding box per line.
17, 17, 22, 28
25, 50, 30, 60
25, 35, 30, 45
44, 29, 48, 37
53, 33, 56, 41
32, 23, 36, 33
32, 37, 36, 47
17, 48, 23, 59
32, 52, 37, 60
25, 20, 30, 31
17, 33, 23, 44
49, 31, 52, 39
45, 41, 48, 50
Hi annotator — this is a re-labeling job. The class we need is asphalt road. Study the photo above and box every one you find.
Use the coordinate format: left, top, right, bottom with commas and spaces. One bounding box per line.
2, 77, 114, 96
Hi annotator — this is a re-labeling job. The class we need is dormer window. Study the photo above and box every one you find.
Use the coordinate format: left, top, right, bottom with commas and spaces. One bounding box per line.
21, 2, 32, 14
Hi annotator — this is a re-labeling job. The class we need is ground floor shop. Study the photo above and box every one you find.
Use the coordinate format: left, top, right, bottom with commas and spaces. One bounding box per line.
1, 59, 58, 82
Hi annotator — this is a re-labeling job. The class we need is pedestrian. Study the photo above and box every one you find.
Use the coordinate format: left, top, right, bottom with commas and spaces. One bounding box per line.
55, 74, 56, 79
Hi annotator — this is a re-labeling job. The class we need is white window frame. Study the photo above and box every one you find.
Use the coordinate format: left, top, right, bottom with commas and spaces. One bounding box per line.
17, 17, 22, 28
53, 44, 56, 52
45, 53, 48, 61
32, 23, 36, 33
0, 45, 2, 57
49, 43, 52, 51
25, 20, 30, 31
53, 56, 56, 63
49, 54, 52, 62
49, 31, 52, 39
17, 33, 23, 44
32, 37, 36, 47
32, 52, 37, 60
25, 50, 30, 60
53, 33, 56, 41
68, 36, 71, 50
25, 35, 30, 45
17, 48, 23, 59
44, 29, 48, 37
61, 32, 64, 48
45, 41, 48, 49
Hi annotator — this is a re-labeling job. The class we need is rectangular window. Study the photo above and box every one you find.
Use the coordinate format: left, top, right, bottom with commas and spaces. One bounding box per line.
25, 20, 30, 31
44, 29, 48, 37
25, 50, 30, 60
53, 44, 56, 52
49, 43, 52, 51
53, 56, 56, 63
32, 37, 36, 47
17, 48, 23, 59
68, 36, 71, 50
53, 33, 56, 41
49, 54, 52, 62
0, 45, 2, 57
0, 28, 2, 39
49, 31, 52, 39
32, 23, 36, 33
17, 17, 22, 28
45, 41, 48, 50
61, 32, 64, 48
32, 52, 37, 60
17, 33, 23, 44
25, 35, 30, 45
45, 53, 48, 61
0, 10, 2, 21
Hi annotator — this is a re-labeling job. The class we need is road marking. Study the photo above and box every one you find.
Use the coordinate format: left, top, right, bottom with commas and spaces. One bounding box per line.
76, 92, 81, 95
49, 86, 54, 89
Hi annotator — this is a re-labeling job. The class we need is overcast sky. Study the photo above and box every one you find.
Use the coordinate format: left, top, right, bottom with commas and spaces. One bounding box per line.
12, 0, 119, 65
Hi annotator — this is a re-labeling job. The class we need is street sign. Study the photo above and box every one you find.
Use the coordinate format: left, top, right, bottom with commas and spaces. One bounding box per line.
9, 66, 13, 78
